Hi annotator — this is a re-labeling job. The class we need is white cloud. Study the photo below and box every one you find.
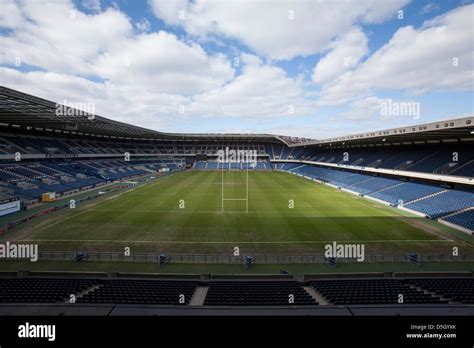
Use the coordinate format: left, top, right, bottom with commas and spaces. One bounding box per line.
92, 31, 235, 95
150, 0, 409, 60
420, 2, 440, 15
189, 54, 316, 118
264, 124, 352, 139
0, 66, 186, 130
1, 0, 471, 138
1, 1, 133, 75
149, 0, 189, 25
318, 4, 474, 105
135, 18, 151, 33
312, 27, 368, 84
0, 0, 234, 96
303, 96, 426, 138
0, 51, 314, 130
0, 0, 24, 29
0, 1, 317, 124
82, 0, 101, 13
336, 96, 389, 121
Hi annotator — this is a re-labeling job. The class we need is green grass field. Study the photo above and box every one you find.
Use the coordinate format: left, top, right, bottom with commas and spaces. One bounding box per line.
3, 170, 472, 256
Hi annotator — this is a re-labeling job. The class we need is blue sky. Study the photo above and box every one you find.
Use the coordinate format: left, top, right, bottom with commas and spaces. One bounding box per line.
0, 0, 472, 139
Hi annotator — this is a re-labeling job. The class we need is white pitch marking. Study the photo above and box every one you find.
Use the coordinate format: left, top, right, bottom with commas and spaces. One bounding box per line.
90, 209, 385, 214
21, 239, 454, 244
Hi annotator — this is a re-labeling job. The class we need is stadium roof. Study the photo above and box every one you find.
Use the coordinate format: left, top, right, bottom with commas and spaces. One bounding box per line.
0, 86, 472, 147
0, 86, 295, 143
301, 116, 474, 148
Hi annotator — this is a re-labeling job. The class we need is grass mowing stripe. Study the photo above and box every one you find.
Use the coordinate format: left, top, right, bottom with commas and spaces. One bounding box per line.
14, 170, 468, 254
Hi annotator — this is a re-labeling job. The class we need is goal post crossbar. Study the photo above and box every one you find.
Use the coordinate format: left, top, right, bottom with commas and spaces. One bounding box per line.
221, 162, 250, 213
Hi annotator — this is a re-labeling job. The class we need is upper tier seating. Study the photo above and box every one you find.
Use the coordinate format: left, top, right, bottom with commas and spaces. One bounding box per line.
450, 160, 474, 177
283, 145, 473, 177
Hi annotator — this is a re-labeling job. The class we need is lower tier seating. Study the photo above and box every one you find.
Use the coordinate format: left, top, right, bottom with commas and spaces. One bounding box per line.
442, 210, 474, 231
1, 277, 473, 306
368, 182, 445, 205
77, 279, 198, 305
204, 280, 316, 306
0, 278, 100, 303
280, 163, 473, 228
311, 279, 446, 305
405, 189, 473, 219
406, 278, 474, 304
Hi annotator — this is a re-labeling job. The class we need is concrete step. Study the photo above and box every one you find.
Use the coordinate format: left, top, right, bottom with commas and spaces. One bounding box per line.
189, 286, 209, 306
303, 286, 328, 305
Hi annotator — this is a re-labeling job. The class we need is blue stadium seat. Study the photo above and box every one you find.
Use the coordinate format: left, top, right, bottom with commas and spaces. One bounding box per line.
442, 210, 474, 231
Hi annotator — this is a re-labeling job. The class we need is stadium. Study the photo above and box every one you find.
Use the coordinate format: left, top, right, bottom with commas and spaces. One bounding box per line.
0, 86, 472, 312
0, 0, 473, 345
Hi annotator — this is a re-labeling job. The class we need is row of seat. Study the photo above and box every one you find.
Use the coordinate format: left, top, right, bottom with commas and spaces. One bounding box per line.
1, 159, 177, 202
77, 279, 198, 305
194, 161, 272, 170
405, 190, 473, 219
311, 279, 448, 305
289, 146, 473, 177
0, 278, 472, 305
442, 210, 474, 231
0, 278, 100, 303
407, 278, 474, 304
204, 281, 316, 306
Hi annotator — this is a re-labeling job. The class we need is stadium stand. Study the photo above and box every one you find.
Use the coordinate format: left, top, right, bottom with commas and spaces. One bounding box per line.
0, 87, 472, 233
451, 160, 474, 177
344, 176, 400, 195
193, 160, 271, 170
406, 278, 474, 304
277, 161, 473, 228
0, 159, 179, 202
2, 276, 474, 308
284, 145, 474, 175
0, 278, 101, 303
311, 279, 446, 305
194, 161, 207, 169
77, 279, 198, 305
405, 189, 473, 218
368, 182, 446, 205
441, 209, 474, 231
204, 280, 316, 306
